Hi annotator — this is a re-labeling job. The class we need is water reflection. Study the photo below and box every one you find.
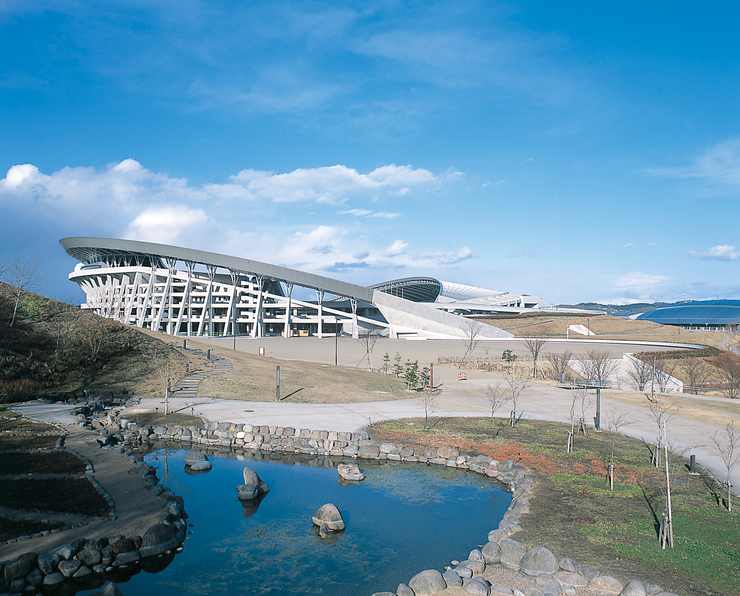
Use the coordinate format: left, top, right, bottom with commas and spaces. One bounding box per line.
75, 448, 510, 596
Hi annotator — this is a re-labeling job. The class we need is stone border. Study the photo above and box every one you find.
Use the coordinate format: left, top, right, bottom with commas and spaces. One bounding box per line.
79, 402, 680, 596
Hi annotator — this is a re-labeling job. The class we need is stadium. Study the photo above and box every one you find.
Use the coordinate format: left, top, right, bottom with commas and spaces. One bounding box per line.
60, 237, 554, 340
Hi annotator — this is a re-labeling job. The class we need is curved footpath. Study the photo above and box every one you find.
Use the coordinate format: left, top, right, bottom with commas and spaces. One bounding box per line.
126, 360, 740, 494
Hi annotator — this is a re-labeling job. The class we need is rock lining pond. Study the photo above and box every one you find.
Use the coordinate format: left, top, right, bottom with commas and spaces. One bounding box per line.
90, 449, 512, 596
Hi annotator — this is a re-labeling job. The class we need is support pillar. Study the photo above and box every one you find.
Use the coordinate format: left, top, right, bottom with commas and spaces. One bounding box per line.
251, 276, 264, 338
316, 290, 324, 338
350, 298, 359, 339
284, 283, 293, 338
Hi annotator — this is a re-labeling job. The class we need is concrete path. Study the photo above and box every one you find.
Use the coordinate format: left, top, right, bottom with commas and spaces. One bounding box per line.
14, 334, 740, 498
124, 360, 740, 495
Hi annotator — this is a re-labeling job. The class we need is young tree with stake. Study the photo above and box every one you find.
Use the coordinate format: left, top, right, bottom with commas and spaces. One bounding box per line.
708, 421, 740, 512
484, 382, 510, 438
506, 371, 528, 426
605, 409, 630, 490
523, 334, 547, 378
355, 328, 381, 370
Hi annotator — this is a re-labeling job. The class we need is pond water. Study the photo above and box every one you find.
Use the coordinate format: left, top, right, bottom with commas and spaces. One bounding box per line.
78, 449, 511, 596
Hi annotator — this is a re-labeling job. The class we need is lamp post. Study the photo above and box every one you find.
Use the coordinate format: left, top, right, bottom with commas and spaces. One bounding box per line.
335, 316, 338, 366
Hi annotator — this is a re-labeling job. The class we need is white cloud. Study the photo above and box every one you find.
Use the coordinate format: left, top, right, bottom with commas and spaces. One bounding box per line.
339, 208, 372, 216
483, 180, 506, 187
230, 164, 440, 203
390, 187, 411, 196
650, 139, 740, 186
613, 272, 670, 290
1, 164, 39, 189
689, 245, 739, 261
414, 245, 477, 266
339, 208, 402, 219
0, 159, 477, 289
0, 160, 436, 234
0, 159, 197, 229
125, 205, 209, 245
386, 240, 408, 256
621, 243, 633, 248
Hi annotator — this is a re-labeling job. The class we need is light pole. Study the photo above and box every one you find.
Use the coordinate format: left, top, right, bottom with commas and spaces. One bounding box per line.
335, 315, 338, 366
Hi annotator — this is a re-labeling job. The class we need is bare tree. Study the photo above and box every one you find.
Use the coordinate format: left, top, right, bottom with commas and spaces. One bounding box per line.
707, 421, 740, 512
82, 314, 118, 361
44, 300, 80, 374
715, 353, 740, 399
4, 257, 43, 327
645, 391, 676, 468
523, 335, 547, 378
356, 328, 381, 370
461, 319, 481, 369
605, 409, 630, 490
143, 343, 185, 415
506, 371, 529, 426
579, 389, 593, 437
567, 387, 588, 452
418, 386, 440, 430
484, 382, 510, 438
653, 354, 677, 393
546, 350, 572, 381
625, 354, 653, 391
645, 391, 676, 548
682, 358, 711, 395
580, 349, 619, 386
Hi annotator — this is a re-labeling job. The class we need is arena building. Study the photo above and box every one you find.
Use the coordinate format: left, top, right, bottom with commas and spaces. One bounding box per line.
635, 300, 740, 331
60, 237, 553, 340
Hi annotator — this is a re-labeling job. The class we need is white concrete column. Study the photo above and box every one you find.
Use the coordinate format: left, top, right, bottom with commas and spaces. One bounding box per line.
251, 276, 264, 338
284, 283, 293, 338
316, 290, 324, 338
350, 298, 359, 339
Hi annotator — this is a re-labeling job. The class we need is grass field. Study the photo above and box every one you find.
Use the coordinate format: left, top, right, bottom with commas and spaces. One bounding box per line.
187, 338, 409, 403
370, 417, 739, 596
477, 313, 725, 347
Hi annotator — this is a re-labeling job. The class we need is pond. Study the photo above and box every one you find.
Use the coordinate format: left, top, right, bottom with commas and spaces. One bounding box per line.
79, 449, 511, 596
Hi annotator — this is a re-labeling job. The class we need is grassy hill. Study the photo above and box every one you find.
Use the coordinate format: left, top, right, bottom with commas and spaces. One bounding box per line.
0, 281, 190, 403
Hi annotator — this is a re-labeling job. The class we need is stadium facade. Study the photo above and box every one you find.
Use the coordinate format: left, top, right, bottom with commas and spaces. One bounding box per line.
60, 237, 553, 340
635, 300, 740, 330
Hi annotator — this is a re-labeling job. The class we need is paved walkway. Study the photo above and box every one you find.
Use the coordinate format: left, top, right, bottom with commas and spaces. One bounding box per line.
123, 361, 740, 495
15, 335, 740, 498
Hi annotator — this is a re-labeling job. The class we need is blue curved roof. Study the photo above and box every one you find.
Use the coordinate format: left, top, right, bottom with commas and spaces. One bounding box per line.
637, 300, 740, 325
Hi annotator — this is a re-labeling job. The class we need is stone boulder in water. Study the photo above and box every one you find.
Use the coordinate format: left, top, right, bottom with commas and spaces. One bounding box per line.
312, 503, 345, 537
337, 463, 365, 481
237, 466, 270, 500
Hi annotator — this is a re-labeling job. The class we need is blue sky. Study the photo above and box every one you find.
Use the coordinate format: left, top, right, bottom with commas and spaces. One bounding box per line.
1, 1, 738, 305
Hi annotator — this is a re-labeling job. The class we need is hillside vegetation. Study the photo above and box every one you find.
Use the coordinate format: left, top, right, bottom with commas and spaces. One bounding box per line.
0, 281, 189, 403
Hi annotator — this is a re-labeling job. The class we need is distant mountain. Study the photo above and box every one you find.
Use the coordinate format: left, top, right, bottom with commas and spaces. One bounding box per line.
558, 301, 671, 314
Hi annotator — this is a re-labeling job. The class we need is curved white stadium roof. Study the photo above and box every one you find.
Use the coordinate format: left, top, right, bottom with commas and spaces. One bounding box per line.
60, 237, 521, 340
